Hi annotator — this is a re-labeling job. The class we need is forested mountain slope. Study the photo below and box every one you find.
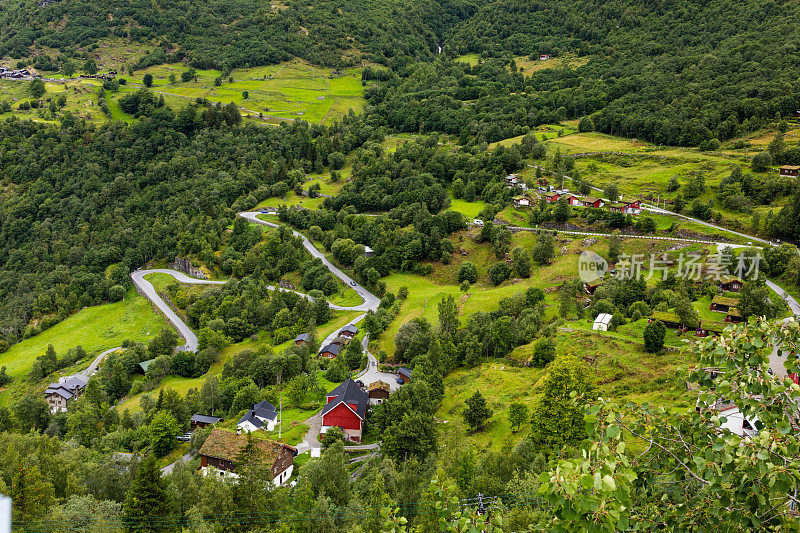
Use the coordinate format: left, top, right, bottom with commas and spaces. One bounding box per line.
445, 0, 800, 145
0, 0, 474, 69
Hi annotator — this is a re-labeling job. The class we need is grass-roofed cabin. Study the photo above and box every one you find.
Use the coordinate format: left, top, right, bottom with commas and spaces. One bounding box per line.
650, 311, 681, 329
710, 295, 739, 313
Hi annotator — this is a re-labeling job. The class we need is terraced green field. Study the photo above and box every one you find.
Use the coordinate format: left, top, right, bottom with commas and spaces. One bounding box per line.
0, 57, 365, 126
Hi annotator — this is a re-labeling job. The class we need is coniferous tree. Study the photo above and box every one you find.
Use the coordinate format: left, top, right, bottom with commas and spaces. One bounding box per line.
123, 456, 176, 532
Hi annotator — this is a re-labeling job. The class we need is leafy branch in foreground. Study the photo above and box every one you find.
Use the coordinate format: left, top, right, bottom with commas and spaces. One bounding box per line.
540, 318, 800, 531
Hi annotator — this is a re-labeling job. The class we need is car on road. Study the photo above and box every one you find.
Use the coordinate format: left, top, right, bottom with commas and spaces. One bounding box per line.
350, 281, 356, 286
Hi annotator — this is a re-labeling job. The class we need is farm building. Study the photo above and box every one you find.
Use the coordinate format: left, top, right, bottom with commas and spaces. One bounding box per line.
545, 192, 560, 203
718, 276, 743, 292
651, 311, 682, 328
710, 295, 739, 313
696, 321, 726, 337
593, 313, 613, 331
320, 378, 369, 443
513, 196, 531, 207
198, 429, 296, 485
725, 308, 743, 323
779, 165, 800, 178
608, 200, 642, 215
329, 336, 351, 347
584, 281, 602, 294
294, 333, 311, 346
137, 359, 155, 374
398, 367, 412, 383
191, 414, 222, 429
364, 246, 374, 258
698, 400, 757, 438
583, 197, 605, 208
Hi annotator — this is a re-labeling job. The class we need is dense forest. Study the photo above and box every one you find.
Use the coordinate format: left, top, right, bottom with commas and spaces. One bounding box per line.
0, 0, 474, 70
5, 0, 800, 144
4, 0, 800, 530
0, 106, 378, 344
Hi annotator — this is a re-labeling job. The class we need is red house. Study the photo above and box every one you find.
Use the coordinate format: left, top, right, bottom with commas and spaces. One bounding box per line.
320, 378, 369, 443
608, 199, 642, 215
562, 194, 584, 207
545, 192, 560, 203
583, 197, 605, 208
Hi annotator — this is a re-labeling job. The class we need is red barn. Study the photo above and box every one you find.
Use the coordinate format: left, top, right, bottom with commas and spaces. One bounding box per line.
320, 378, 369, 443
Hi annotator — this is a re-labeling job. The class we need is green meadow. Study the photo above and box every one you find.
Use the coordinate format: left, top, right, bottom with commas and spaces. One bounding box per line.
0, 289, 169, 406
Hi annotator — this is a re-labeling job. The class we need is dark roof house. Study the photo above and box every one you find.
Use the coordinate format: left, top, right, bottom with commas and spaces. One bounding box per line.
191, 414, 222, 427
398, 368, 412, 383
338, 324, 359, 337
321, 378, 370, 442
319, 343, 342, 357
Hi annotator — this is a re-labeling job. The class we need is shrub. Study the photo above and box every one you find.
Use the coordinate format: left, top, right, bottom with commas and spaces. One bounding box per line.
488, 262, 511, 285
644, 320, 666, 353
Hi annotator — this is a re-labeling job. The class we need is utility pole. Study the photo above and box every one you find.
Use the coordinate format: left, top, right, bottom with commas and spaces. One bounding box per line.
476, 493, 487, 516
278, 392, 282, 440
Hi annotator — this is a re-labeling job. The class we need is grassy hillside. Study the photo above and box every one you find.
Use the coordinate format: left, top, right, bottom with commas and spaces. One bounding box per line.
437, 329, 692, 448
114, 309, 360, 414
2, 59, 366, 126
0, 289, 169, 406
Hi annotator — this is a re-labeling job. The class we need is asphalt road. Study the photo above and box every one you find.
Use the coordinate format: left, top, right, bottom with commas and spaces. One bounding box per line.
76, 346, 123, 379
239, 211, 381, 312
131, 269, 226, 352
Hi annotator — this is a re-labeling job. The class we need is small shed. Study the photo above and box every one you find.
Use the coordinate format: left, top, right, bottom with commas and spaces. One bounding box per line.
191, 414, 222, 429
137, 359, 155, 374
779, 165, 800, 178
718, 276, 743, 292
651, 311, 682, 329
368, 381, 391, 405
593, 313, 613, 331
398, 367, 412, 384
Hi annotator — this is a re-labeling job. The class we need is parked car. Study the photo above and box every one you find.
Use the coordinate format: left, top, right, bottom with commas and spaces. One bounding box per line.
177, 433, 192, 442
396, 378, 404, 385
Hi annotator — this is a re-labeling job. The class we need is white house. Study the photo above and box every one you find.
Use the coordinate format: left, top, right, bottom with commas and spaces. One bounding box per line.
237, 400, 278, 433
593, 313, 613, 331
704, 400, 758, 438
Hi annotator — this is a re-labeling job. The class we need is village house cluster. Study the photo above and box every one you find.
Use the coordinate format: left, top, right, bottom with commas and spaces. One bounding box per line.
504, 174, 642, 215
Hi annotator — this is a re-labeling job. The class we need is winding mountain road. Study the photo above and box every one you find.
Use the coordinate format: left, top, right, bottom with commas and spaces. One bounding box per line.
130, 220, 382, 352
239, 211, 381, 312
